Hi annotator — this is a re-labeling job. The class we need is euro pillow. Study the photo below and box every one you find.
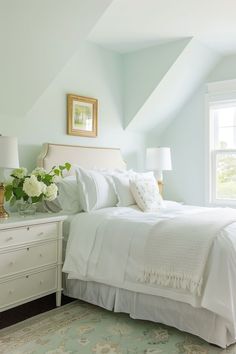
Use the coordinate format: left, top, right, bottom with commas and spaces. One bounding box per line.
130, 174, 163, 212
57, 176, 81, 214
75, 166, 118, 212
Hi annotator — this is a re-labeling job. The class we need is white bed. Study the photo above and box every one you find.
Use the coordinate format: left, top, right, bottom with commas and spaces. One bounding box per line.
38, 142, 236, 348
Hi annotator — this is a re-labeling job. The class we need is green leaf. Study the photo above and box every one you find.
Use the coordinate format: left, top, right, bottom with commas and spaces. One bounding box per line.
14, 187, 25, 199
54, 169, 60, 176
4, 188, 13, 201
65, 162, 71, 171
42, 174, 52, 185
31, 196, 41, 203
12, 178, 20, 188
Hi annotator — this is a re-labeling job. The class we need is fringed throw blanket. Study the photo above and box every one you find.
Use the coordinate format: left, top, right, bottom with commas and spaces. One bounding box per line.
141, 208, 236, 296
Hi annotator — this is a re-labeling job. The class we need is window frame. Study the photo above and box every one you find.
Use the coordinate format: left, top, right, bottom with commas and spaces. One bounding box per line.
206, 79, 236, 207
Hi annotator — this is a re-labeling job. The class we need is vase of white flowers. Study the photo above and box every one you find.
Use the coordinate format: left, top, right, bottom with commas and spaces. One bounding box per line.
4, 163, 71, 216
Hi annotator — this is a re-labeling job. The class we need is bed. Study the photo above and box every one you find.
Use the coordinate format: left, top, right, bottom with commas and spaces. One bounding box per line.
38, 142, 236, 348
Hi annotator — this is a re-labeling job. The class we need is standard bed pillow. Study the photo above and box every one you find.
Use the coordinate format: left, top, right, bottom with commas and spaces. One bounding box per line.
130, 174, 163, 212
75, 166, 118, 212
111, 173, 136, 207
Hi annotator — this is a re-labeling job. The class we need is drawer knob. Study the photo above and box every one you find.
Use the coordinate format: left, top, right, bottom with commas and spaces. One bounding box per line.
9, 289, 14, 295
27, 227, 30, 231
40, 280, 43, 285
38, 232, 44, 237
9, 261, 14, 266
26, 275, 29, 279
27, 247, 29, 251
6, 237, 13, 242
39, 253, 43, 257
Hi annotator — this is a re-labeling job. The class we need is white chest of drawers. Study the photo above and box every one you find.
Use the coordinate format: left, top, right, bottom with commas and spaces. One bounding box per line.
0, 213, 66, 311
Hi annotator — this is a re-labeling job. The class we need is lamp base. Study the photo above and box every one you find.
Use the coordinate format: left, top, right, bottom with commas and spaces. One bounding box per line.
0, 183, 9, 219
157, 180, 164, 196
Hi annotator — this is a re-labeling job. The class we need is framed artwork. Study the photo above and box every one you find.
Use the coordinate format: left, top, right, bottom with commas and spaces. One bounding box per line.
67, 94, 98, 137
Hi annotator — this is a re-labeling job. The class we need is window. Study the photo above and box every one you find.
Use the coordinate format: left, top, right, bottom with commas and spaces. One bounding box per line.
209, 100, 236, 204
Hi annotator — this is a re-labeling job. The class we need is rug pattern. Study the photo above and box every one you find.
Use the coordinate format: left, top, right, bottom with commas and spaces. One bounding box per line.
0, 301, 235, 354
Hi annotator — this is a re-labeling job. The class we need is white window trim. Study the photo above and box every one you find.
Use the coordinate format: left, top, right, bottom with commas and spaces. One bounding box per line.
206, 79, 236, 207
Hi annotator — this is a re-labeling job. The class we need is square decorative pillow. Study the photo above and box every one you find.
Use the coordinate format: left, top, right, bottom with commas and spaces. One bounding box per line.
130, 175, 163, 212
75, 166, 118, 212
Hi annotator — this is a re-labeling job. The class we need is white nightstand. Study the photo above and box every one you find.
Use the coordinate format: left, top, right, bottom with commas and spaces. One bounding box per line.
0, 213, 66, 312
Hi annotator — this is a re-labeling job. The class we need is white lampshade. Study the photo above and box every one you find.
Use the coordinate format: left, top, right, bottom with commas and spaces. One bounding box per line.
146, 147, 172, 171
0, 136, 19, 169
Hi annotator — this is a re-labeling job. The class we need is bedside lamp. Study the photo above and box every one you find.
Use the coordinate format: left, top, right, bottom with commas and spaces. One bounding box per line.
0, 136, 19, 219
146, 147, 172, 195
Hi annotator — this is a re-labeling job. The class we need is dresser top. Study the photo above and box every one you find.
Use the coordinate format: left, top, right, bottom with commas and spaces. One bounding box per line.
0, 213, 67, 229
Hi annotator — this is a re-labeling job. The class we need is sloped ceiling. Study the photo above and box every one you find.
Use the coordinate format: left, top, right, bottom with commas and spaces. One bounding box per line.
89, 0, 236, 54
124, 39, 220, 133
0, 0, 112, 115
123, 38, 191, 128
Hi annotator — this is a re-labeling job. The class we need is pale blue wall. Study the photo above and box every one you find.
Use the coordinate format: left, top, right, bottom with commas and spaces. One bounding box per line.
150, 54, 236, 205
0, 42, 145, 172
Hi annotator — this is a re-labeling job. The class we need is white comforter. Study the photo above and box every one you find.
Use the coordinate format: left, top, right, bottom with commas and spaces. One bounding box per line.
63, 201, 236, 327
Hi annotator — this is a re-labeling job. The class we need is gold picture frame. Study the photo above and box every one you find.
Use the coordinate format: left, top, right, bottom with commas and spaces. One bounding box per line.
67, 94, 98, 137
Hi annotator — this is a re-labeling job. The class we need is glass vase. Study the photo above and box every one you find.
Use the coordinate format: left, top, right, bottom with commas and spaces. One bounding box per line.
17, 200, 37, 216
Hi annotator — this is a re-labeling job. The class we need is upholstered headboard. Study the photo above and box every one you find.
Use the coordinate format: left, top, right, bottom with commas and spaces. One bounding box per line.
37, 143, 126, 172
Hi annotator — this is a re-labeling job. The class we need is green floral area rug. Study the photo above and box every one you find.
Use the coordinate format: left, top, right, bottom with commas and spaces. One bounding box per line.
0, 301, 235, 354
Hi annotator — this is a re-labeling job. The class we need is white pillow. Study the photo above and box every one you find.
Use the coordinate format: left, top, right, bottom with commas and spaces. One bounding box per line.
57, 176, 81, 214
111, 171, 153, 207
130, 174, 163, 212
111, 172, 136, 207
75, 166, 118, 212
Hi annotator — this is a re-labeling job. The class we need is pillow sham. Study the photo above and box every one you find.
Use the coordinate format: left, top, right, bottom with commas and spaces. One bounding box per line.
75, 166, 118, 212
111, 172, 136, 207
57, 176, 81, 214
130, 174, 163, 212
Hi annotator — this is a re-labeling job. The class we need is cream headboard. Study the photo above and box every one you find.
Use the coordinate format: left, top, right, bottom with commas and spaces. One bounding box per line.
37, 143, 126, 172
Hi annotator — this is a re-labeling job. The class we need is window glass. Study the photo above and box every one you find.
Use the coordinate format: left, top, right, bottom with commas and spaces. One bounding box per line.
212, 106, 236, 149
216, 153, 236, 200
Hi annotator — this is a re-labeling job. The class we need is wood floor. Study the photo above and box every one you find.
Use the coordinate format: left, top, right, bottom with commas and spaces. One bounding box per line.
0, 294, 74, 330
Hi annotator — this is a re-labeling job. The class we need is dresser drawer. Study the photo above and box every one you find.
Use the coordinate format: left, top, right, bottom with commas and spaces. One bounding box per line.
0, 222, 58, 248
0, 268, 57, 309
0, 242, 57, 277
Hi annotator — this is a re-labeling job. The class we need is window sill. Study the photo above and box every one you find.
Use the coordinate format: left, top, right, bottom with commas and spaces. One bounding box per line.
207, 201, 236, 208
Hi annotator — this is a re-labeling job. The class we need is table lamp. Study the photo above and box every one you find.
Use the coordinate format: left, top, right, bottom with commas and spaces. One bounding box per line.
0, 136, 19, 219
146, 147, 172, 194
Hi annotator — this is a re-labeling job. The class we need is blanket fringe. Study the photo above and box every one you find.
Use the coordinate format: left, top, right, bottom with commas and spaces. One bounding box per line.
139, 269, 203, 296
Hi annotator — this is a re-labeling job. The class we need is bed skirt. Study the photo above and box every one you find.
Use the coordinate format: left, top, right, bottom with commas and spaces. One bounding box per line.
63, 277, 235, 348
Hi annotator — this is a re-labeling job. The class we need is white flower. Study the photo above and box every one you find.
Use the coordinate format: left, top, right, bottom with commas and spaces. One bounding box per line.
12, 167, 27, 179
32, 167, 47, 178
44, 183, 58, 201
23, 175, 44, 197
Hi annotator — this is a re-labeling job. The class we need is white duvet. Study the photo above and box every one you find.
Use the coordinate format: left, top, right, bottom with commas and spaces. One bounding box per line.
63, 201, 236, 329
